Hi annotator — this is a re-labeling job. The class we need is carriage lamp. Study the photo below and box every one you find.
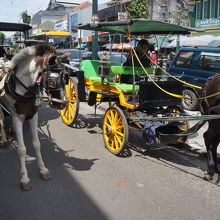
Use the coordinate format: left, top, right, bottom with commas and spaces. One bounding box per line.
160, 3, 168, 14
47, 77, 56, 89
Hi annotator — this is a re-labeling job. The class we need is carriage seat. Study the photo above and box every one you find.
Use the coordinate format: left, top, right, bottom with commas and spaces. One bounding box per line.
79, 60, 152, 93
109, 66, 154, 93
80, 60, 121, 83
110, 66, 154, 76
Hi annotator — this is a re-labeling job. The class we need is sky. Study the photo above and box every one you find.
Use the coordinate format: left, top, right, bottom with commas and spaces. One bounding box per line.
0, 0, 109, 23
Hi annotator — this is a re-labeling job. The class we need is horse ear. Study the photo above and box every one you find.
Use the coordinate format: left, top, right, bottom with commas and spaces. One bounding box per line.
36, 53, 55, 70
59, 52, 71, 60
43, 53, 56, 69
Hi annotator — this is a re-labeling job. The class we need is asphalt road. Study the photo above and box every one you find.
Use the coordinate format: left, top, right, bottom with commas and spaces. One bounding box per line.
0, 103, 220, 220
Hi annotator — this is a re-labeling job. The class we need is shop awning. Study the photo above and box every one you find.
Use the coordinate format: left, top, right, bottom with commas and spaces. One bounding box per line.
0, 22, 32, 32
79, 19, 204, 35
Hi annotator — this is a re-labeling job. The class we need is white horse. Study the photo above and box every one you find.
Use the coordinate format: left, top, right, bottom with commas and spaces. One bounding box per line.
0, 44, 69, 190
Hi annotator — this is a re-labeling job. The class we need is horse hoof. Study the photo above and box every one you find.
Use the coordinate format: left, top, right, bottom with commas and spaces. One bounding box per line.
0, 142, 7, 148
213, 173, 220, 184
40, 172, 52, 181
203, 172, 213, 181
20, 182, 31, 191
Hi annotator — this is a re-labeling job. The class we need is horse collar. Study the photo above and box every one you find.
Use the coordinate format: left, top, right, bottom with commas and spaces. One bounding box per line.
5, 74, 38, 102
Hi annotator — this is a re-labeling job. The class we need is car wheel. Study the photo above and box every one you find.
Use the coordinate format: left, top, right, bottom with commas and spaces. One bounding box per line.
182, 89, 198, 111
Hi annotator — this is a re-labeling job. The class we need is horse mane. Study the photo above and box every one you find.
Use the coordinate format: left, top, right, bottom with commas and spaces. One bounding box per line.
11, 44, 54, 70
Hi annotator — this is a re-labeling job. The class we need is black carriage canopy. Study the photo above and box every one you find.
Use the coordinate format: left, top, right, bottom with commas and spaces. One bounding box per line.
78, 19, 204, 35
0, 22, 32, 32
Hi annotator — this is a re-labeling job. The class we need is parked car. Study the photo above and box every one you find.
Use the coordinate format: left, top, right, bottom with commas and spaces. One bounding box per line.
207, 37, 220, 47
168, 47, 220, 110
58, 49, 128, 67
57, 49, 85, 62
80, 51, 128, 65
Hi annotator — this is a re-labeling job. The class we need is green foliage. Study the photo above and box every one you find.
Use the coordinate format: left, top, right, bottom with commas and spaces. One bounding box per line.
126, 0, 149, 19
0, 32, 5, 45
20, 10, 31, 24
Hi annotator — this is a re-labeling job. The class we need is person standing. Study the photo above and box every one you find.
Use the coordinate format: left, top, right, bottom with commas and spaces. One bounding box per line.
0, 46, 6, 58
150, 51, 157, 66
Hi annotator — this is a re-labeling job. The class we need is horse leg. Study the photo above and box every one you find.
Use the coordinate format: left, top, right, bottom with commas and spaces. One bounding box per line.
13, 114, 31, 190
0, 107, 6, 146
203, 120, 220, 183
208, 134, 220, 183
28, 112, 52, 181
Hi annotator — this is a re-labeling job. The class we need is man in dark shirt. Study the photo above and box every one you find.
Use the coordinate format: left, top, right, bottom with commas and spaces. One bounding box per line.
123, 39, 151, 67
0, 46, 6, 58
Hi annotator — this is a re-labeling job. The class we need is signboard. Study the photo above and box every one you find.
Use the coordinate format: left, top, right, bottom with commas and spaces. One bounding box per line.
118, 12, 128, 20
70, 14, 78, 34
196, 18, 220, 28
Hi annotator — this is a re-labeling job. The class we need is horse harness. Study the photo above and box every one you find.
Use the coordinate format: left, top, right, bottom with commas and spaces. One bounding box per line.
201, 75, 220, 115
4, 72, 43, 119
3, 65, 68, 119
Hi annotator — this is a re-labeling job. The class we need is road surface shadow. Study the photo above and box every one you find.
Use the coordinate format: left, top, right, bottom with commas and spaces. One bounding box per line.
124, 130, 218, 182
45, 108, 219, 184
38, 104, 61, 126
0, 113, 108, 220
68, 113, 104, 132
65, 112, 213, 173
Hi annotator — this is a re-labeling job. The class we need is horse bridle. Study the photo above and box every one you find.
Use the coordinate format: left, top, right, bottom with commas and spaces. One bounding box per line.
5, 67, 68, 104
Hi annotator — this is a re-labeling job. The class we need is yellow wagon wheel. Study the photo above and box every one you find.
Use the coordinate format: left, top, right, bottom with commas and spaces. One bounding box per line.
164, 106, 189, 144
60, 78, 79, 126
103, 106, 128, 155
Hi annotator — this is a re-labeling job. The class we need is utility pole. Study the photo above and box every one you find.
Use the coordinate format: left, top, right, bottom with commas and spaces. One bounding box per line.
92, 0, 98, 60
176, 19, 180, 53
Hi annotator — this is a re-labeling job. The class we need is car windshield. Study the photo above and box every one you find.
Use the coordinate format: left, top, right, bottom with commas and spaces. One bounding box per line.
57, 49, 85, 59
207, 40, 220, 47
81, 51, 128, 64
109, 53, 127, 63
48, 35, 71, 49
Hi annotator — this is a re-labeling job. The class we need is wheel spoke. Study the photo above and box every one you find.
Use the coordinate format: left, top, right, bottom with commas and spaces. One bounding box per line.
111, 139, 115, 149
105, 122, 111, 128
69, 102, 76, 111
116, 130, 124, 137
107, 114, 113, 125
114, 136, 119, 150
116, 125, 123, 130
115, 134, 122, 145
113, 110, 118, 124
62, 106, 68, 116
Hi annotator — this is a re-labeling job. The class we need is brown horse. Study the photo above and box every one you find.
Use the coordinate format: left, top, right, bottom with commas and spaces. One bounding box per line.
200, 74, 220, 183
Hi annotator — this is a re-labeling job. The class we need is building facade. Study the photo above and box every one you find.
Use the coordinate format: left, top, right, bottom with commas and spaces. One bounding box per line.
192, 0, 220, 35
31, 0, 82, 33
68, 4, 107, 42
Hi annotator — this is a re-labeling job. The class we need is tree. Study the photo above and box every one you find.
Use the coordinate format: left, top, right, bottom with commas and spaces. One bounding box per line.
20, 10, 31, 24
0, 32, 5, 45
126, 0, 149, 19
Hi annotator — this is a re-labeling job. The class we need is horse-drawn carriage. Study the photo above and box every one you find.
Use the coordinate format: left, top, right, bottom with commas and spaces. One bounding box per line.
59, 19, 210, 155
1, 20, 220, 189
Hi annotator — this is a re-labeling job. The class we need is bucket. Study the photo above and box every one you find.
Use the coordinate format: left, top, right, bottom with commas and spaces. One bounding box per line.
142, 122, 183, 145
